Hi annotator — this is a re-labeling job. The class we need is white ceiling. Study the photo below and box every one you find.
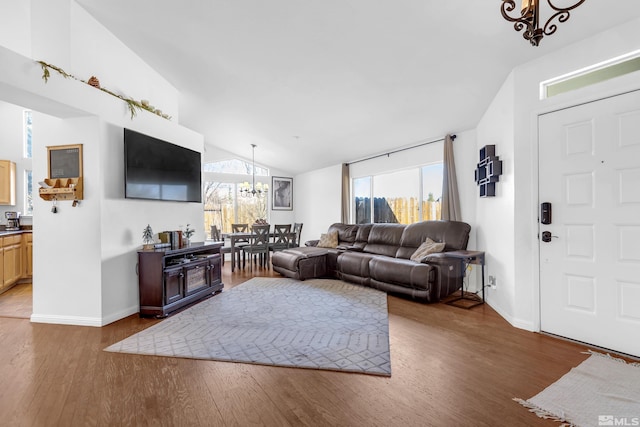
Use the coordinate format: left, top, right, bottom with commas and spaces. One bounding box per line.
76, 0, 640, 175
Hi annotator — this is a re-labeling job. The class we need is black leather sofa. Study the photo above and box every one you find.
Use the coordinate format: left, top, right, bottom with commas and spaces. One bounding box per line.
271, 220, 472, 302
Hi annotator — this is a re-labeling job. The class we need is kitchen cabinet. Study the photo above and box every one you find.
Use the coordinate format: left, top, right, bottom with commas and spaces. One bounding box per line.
0, 233, 30, 293
24, 233, 32, 278
0, 160, 16, 205
2, 234, 22, 288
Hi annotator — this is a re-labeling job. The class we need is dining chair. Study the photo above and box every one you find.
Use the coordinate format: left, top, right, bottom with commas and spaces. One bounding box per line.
242, 224, 270, 271
210, 225, 222, 241
290, 222, 303, 248
212, 225, 234, 267
231, 223, 250, 268
270, 224, 291, 253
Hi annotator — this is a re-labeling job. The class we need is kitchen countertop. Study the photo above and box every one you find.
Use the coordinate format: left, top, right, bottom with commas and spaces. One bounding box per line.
0, 229, 32, 236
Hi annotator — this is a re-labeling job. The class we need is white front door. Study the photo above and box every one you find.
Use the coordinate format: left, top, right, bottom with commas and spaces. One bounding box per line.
539, 90, 640, 357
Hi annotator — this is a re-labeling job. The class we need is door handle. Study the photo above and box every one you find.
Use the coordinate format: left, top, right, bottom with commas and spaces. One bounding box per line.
541, 231, 559, 242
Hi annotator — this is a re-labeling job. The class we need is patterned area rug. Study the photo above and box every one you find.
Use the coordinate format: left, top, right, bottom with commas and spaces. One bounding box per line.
106, 277, 391, 376
514, 351, 640, 426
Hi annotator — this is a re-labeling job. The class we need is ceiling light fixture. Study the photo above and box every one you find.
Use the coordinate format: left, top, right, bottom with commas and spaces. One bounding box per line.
501, 0, 587, 47
240, 144, 268, 197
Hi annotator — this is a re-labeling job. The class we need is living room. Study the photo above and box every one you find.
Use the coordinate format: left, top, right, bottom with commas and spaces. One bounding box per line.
1, 0, 638, 332
1, 1, 640, 424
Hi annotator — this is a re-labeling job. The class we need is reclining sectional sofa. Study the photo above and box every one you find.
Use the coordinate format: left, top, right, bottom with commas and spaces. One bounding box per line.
271, 220, 472, 302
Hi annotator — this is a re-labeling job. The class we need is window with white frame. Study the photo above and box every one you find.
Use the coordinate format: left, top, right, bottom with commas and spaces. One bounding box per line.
24, 170, 33, 215
203, 159, 270, 237
352, 162, 443, 224
23, 110, 33, 215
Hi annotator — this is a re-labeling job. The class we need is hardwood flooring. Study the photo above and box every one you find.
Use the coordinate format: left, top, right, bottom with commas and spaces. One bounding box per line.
0, 282, 32, 319
0, 264, 593, 426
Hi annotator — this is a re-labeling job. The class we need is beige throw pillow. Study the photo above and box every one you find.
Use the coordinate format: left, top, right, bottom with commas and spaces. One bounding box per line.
317, 231, 339, 248
410, 238, 445, 262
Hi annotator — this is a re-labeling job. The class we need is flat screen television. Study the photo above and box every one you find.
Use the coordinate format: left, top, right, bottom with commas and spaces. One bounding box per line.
124, 128, 202, 202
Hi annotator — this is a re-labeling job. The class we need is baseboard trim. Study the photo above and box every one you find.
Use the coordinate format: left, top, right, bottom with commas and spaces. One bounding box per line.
30, 305, 139, 327
30, 313, 103, 327
101, 306, 139, 326
486, 299, 535, 332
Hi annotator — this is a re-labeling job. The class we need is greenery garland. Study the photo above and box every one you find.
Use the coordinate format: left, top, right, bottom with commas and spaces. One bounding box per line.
37, 60, 171, 121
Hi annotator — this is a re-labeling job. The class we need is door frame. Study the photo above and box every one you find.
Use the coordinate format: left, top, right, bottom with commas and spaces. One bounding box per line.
531, 72, 640, 332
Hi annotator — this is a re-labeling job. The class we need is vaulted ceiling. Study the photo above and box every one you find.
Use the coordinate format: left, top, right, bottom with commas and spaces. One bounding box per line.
76, 0, 640, 174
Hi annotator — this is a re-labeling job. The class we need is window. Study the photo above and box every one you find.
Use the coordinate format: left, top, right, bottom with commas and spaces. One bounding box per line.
204, 159, 268, 176
353, 177, 371, 224
202, 158, 271, 237
24, 170, 33, 216
373, 169, 419, 224
23, 110, 32, 158
542, 50, 640, 99
203, 181, 269, 236
421, 163, 443, 221
352, 162, 443, 224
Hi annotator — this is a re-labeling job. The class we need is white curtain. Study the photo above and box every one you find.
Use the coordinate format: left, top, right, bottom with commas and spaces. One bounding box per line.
441, 134, 461, 221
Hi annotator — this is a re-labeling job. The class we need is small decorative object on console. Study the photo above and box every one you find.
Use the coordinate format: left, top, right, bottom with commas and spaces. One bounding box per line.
142, 224, 155, 250
183, 224, 195, 246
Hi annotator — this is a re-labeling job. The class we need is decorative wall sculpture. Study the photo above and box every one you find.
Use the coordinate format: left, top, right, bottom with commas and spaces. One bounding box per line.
475, 145, 503, 197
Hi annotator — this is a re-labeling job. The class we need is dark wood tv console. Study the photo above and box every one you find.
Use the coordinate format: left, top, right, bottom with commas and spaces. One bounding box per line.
137, 242, 224, 317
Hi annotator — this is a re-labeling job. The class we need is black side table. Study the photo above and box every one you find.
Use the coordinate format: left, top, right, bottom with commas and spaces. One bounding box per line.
443, 250, 485, 309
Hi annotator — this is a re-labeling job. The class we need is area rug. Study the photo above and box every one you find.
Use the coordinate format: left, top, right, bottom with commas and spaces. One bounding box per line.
514, 351, 640, 427
105, 277, 391, 376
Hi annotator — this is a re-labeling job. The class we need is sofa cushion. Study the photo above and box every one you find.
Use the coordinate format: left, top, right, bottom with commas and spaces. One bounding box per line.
409, 238, 446, 262
327, 223, 359, 245
369, 257, 434, 291
317, 231, 339, 248
363, 224, 405, 257
352, 223, 373, 250
397, 220, 471, 258
337, 252, 378, 278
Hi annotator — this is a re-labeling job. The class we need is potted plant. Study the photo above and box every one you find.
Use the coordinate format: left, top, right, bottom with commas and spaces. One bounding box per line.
183, 224, 195, 246
142, 224, 155, 250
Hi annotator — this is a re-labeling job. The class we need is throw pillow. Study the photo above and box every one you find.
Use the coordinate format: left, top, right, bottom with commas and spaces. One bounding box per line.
317, 231, 339, 248
410, 238, 445, 262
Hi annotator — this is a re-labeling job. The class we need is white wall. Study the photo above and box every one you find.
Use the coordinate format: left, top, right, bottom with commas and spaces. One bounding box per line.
31, 114, 104, 323
475, 72, 518, 324
294, 164, 343, 245
0, 0, 31, 57
100, 119, 204, 324
477, 16, 640, 330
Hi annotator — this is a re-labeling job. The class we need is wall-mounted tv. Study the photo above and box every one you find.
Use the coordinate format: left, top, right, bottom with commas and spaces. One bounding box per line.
124, 128, 202, 202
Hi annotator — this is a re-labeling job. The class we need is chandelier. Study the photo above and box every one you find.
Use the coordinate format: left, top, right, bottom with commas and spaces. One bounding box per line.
501, 0, 587, 47
239, 144, 268, 197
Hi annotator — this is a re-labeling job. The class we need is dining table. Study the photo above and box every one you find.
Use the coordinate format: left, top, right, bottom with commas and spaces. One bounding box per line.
224, 231, 297, 272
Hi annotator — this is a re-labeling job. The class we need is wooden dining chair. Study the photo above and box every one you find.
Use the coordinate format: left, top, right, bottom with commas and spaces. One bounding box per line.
269, 224, 291, 253
290, 222, 303, 248
212, 225, 233, 267
242, 224, 270, 271
231, 223, 250, 268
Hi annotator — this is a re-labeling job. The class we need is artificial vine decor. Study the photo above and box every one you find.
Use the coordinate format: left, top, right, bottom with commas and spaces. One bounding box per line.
37, 60, 171, 120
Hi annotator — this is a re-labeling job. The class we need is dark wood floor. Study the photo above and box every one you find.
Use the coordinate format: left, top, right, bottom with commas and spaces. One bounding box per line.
0, 263, 593, 426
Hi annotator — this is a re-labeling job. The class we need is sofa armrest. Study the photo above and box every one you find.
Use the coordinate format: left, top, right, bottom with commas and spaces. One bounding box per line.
305, 239, 319, 247
342, 245, 363, 252
421, 253, 465, 300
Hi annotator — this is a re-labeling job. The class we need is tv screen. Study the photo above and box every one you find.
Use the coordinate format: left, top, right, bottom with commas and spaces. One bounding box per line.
124, 129, 202, 202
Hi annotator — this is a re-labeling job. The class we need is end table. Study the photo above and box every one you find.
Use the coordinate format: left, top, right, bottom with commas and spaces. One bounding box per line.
443, 250, 485, 309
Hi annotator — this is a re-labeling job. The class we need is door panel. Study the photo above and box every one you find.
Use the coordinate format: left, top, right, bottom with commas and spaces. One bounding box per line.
539, 90, 640, 357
